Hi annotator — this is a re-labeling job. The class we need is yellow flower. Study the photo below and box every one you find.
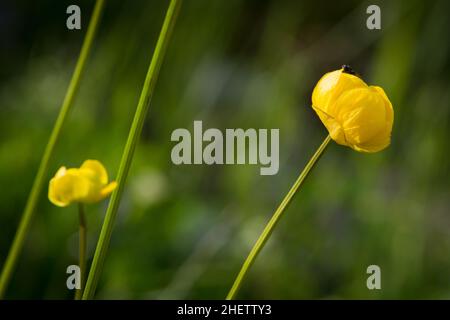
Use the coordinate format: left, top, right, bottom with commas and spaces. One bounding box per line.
312, 66, 394, 153
49, 160, 117, 207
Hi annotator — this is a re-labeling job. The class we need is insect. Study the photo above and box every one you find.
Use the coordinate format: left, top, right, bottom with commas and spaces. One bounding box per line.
342, 64, 358, 76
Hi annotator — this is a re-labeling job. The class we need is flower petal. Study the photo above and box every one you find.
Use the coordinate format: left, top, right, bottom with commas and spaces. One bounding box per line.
312, 69, 367, 114
100, 181, 117, 199
312, 105, 347, 146
80, 159, 108, 185
48, 169, 90, 207
334, 88, 387, 146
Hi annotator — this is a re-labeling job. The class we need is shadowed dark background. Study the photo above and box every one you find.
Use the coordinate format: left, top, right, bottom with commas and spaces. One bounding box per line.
0, 0, 449, 299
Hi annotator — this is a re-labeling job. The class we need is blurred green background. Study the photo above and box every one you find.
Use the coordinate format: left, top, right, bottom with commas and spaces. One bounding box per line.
0, 0, 449, 299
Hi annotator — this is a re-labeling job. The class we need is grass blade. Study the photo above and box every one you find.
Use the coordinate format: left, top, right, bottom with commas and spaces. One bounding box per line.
82, 0, 182, 299
226, 135, 331, 299
0, 0, 106, 299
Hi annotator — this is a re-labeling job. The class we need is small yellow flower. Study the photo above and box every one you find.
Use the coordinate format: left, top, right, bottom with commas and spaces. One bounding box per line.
312, 66, 394, 152
49, 160, 117, 207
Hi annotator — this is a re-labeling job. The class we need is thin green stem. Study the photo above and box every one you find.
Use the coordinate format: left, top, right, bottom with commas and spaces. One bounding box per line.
82, 0, 182, 300
226, 135, 332, 300
0, 0, 105, 299
75, 204, 87, 300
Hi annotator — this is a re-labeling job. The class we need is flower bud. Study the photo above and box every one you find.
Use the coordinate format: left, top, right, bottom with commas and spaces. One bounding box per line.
49, 160, 117, 207
312, 67, 394, 153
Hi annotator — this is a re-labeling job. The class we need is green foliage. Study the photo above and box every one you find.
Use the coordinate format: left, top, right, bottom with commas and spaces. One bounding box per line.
0, 0, 449, 299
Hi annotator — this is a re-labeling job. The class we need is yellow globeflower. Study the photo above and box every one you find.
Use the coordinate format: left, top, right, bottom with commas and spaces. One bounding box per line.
49, 160, 117, 207
312, 65, 394, 152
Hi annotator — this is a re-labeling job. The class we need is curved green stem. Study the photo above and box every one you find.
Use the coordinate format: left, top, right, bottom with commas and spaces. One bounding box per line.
226, 135, 331, 300
0, 0, 105, 299
82, 0, 182, 300
75, 204, 87, 300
